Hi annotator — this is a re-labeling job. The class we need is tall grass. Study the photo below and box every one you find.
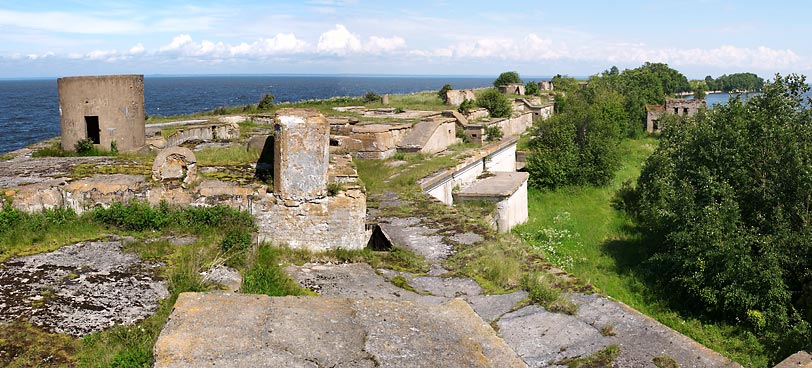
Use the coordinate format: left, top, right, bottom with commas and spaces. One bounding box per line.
514, 137, 769, 366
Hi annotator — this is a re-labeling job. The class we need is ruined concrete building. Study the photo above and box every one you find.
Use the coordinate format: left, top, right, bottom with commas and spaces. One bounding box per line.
444, 89, 476, 106
498, 83, 525, 95
537, 81, 554, 91
646, 98, 706, 133
58, 75, 145, 153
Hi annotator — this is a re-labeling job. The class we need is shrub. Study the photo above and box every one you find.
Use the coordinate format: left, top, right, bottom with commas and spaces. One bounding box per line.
476, 89, 512, 118
484, 125, 503, 143
525, 81, 540, 96
363, 92, 380, 103
458, 99, 476, 115
258, 94, 275, 110
326, 182, 344, 196
221, 227, 252, 253
74, 138, 95, 154
438, 84, 452, 104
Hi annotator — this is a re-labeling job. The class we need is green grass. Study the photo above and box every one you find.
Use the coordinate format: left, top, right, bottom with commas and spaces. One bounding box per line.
514, 136, 769, 366
195, 145, 260, 166
365, 91, 447, 111
355, 143, 475, 195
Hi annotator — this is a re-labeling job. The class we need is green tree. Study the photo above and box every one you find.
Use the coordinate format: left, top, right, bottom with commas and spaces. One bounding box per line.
493, 71, 522, 87
438, 84, 453, 104
525, 81, 540, 96
629, 74, 812, 358
550, 74, 578, 93
458, 99, 476, 115
476, 88, 512, 118
526, 80, 622, 188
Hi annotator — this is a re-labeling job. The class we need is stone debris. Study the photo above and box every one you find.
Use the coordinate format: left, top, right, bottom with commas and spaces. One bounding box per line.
152, 146, 197, 188
153, 294, 527, 368
200, 265, 242, 292
0, 240, 169, 336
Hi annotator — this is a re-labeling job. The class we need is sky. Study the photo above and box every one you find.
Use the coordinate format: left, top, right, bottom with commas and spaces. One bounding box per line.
0, 0, 809, 79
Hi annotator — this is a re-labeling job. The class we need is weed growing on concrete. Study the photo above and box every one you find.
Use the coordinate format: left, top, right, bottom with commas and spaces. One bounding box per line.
652, 356, 679, 368
242, 244, 310, 296
600, 325, 616, 337
554, 344, 620, 368
523, 272, 578, 315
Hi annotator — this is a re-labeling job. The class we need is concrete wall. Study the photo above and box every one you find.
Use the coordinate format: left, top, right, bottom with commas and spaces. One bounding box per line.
485, 142, 516, 172
492, 112, 534, 138
445, 89, 476, 106
58, 75, 145, 153
498, 179, 528, 231
420, 138, 518, 205
164, 123, 239, 148
337, 124, 411, 159
424, 160, 484, 205
421, 120, 459, 154
274, 108, 329, 200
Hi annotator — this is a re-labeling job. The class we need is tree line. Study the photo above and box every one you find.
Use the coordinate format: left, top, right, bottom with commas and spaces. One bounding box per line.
704, 72, 765, 92
520, 64, 810, 361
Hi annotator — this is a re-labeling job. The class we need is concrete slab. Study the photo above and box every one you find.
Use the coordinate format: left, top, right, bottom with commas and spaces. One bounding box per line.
456, 172, 530, 198
153, 294, 527, 368
466, 291, 528, 323
285, 263, 425, 301
378, 217, 453, 261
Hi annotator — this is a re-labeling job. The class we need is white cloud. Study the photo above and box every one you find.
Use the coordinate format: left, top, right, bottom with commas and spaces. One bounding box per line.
129, 44, 145, 54
25, 52, 54, 60
365, 36, 406, 53
317, 24, 362, 55
158, 33, 309, 59
0, 9, 141, 34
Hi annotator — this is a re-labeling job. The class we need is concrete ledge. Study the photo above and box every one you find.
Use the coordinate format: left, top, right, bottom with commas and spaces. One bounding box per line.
455, 172, 529, 198
153, 293, 526, 368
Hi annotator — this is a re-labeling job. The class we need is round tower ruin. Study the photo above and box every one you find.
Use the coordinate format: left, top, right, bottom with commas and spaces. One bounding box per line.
58, 74, 145, 153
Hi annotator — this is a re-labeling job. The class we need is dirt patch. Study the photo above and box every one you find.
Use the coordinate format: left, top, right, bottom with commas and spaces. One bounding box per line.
0, 239, 169, 336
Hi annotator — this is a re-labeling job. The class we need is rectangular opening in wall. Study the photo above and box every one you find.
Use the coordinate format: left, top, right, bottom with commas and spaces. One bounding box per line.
85, 116, 100, 144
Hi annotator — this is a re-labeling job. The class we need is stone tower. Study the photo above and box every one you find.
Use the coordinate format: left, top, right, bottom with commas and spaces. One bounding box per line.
58, 74, 145, 153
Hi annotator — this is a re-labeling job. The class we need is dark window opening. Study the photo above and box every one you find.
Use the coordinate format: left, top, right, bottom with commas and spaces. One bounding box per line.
683, 107, 689, 114
85, 116, 100, 144
653, 120, 660, 131
673, 107, 679, 114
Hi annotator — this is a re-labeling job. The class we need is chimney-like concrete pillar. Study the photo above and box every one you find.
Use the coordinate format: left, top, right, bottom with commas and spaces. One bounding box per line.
273, 108, 329, 200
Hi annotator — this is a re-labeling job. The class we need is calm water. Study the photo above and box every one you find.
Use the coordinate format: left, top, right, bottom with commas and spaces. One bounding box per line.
0, 75, 493, 154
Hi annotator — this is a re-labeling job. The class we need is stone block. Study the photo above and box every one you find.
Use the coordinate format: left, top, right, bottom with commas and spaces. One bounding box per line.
152, 147, 197, 189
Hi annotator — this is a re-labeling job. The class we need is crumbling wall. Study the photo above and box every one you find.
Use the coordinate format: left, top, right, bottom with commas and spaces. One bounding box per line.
164, 123, 239, 148
58, 75, 145, 153
445, 89, 476, 106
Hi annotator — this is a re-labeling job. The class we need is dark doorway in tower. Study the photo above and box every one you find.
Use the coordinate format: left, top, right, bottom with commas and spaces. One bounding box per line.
85, 116, 100, 144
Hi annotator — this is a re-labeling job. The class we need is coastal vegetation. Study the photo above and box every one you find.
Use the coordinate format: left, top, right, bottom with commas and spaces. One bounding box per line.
521, 66, 810, 365
703, 72, 765, 92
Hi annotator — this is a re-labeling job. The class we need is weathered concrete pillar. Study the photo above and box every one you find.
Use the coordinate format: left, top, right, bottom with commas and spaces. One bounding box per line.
381, 94, 389, 105
273, 108, 329, 200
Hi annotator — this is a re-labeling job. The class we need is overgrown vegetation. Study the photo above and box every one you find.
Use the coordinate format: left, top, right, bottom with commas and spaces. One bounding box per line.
704, 72, 764, 92
625, 74, 812, 359
438, 84, 452, 104
0, 201, 324, 367
517, 137, 770, 365
476, 88, 512, 118
31, 140, 117, 158
483, 125, 503, 143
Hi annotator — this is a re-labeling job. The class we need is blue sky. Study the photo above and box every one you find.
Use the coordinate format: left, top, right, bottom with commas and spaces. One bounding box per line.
0, 0, 808, 79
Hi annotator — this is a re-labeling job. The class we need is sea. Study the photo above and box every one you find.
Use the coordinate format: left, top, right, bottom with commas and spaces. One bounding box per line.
0, 75, 495, 154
